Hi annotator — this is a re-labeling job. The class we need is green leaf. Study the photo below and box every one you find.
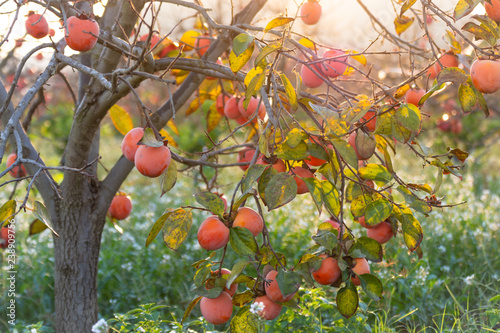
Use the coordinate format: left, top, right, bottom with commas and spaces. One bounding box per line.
458, 84, 477, 114
139, 127, 164, 147
275, 141, 309, 160
359, 164, 393, 183
195, 191, 225, 218
28, 219, 48, 236
0, 200, 16, 227
192, 284, 223, 298
159, 159, 177, 196
229, 43, 255, 73
33, 201, 59, 237
109, 104, 133, 136
254, 43, 280, 67
162, 208, 193, 251
330, 138, 358, 170
471, 14, 500, 39
258, 167, 278, 204
312, 229, 338, 251
304, 178, 323, 215
470, 82, 489, 117
241, 164, 267, 194
230, 306, 259, 333
348, 236, 384, 262
462, 21, 497, 46
230, 227, 258, 256
227, 261, 251, 289
193, 263, 211, 288
264, 173, 297, 211
181, 296, 202, 324
320, 180, 341, 218
359, 274, 383, 301
410, 200, 432, 214
275, 268, 301, 300
350, 194, 375, 219
284, 128, 306, 148
400, 213, 423, 252
232, 290, 256, 307
419, 81, 446, 105
280, 73, 298, 110
145, 210, 173, 247
436, 67, 469, 86
232, 33, 255, 57
365, 199, 393, 226
336, 281, 359, 318
264, 17, 294, 32
343, 99, 372, 126
395, 103, 421, 133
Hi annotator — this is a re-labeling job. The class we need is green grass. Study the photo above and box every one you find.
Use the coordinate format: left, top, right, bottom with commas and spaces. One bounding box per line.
1, 121, 500, 332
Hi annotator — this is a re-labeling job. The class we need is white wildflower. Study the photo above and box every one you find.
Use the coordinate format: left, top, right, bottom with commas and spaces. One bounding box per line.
250, 301, 265, 315
91, 318, 108, 333
464, 274, 475, 285
31, 329, 37, 333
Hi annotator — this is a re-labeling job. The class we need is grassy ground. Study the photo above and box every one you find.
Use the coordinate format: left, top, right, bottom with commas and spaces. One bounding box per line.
1, 117, 500, 332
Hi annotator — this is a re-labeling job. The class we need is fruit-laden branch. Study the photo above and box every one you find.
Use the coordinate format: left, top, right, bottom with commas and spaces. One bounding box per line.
99, 0, 269, 205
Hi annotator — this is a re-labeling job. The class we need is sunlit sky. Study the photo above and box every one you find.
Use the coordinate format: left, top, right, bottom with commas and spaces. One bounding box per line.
0, 0, 488, 59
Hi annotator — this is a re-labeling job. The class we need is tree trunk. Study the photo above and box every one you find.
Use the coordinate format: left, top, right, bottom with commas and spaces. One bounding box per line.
53, 192, 107, 333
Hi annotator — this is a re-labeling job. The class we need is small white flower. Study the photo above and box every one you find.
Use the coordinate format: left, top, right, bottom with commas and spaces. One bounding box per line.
31, 329, 37, 333
91, 318, 108, 333
464, 274, 475, 285
250, 301, 265, 315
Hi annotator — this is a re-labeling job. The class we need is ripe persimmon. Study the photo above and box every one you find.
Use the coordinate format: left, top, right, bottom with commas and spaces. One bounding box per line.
25, 12, 49, 39
256, 157, 286, 173
134, 145, 171, 178
486, 0, 500, 22
224, 96, 241, 119
305, 136, 329, 167
299, 0, 322, 25
253, 295, 282, 320
350, 257, 370, 286
199, 291, 233, 325
216, 94, 230, 116
121, 128, 144, 162
195, 34, 211, 56
300, 64, 324, 88
108, 194, 132, 220
65, 15, 100, 52
367, 221, 394, 244
265, 270, 296, 303
405, 88, 426, 106
428, 53, 459, 79
360, 110, 377, 132
197, 215, 230, 251
238, 97, 266, 120
6, 153, 27, 178
312, 254, 341, 285
289, 167, 314, 194
237, 148, 257, 171
470, 59, 500, 94
232, 207, 264, 237
322, 49, 347, 78
0, 226, 12, 249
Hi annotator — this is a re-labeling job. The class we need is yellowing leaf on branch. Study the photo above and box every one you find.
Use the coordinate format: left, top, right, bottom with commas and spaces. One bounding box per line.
159, 129, 178, 148
264, 17, 294, 33
109, 105, 133, 136
394, 15, 414, 35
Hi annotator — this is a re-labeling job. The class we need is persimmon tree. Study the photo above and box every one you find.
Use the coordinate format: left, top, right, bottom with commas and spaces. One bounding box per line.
0, 0, 497, 331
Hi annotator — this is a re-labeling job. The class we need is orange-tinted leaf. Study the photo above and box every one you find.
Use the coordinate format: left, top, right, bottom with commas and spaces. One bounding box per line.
394, 15, 414, 35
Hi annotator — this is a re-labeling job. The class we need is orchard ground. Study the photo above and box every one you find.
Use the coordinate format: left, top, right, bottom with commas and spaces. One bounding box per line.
0, 111, 499, 332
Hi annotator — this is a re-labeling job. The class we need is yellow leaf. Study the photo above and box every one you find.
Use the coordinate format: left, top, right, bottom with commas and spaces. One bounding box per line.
244, 66, 264, 88
394, 15, 414, 35
394, 84, 410, 99
264, 17, 294, 33
206, 104, 222, 132
167, 120, 179, 135
345, 49, 367, 66
159, 129, 178, 148
299, 37, 315, 50
109, 105, 133, 136
229, 43, 255, 73
279, 73, 298, 111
